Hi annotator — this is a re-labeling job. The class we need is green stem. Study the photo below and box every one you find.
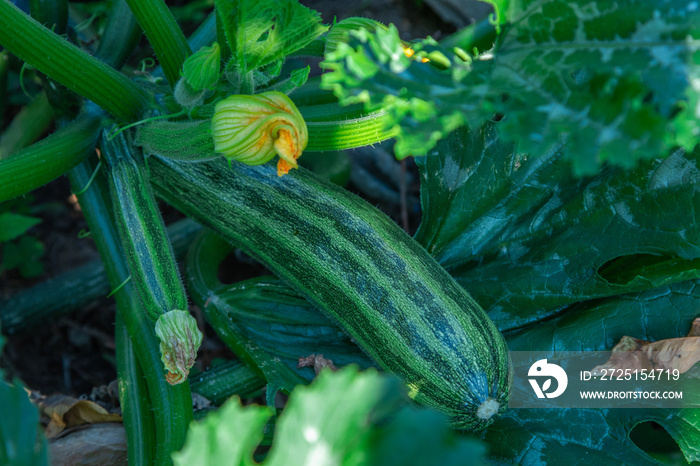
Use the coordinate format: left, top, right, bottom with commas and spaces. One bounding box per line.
0, 109, 101, 203
0, 0, 150, 120
0, 91, 55, 159
136, 105, 397, 161
239, 71, 254, 95
68, 158, 192, 466
29, 0, 67, 34
190, 360, 265, 406
124, 0, 191, 87
215, 9, 231, 63
116, 310, 156, 466
95, 0, 142, 70
188, 12, 216, 52
440, 17, 497, 53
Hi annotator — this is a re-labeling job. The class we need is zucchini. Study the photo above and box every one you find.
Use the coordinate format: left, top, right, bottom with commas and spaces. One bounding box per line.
190, 360, 265, 406
185, 231, 376, 396
102, 133, 202, 384
150, 156, 511, 430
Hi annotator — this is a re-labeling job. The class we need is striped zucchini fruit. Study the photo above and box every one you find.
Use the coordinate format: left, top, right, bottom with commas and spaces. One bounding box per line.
103, 133, 202, 384
150, 156, 511, 430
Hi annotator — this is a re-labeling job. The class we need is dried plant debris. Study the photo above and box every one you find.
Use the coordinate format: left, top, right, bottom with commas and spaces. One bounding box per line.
34, 393, 122, 439
592, 318, 700, 375
297, 353, 338, 375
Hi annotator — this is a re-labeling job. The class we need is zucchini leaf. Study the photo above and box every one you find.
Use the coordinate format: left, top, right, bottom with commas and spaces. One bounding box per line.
322, 0, 700, 174
415, 124, 700, 330
215, 0, 327, 75
483, 0, 700, 173
172, 395, 272, 466
488, 279, 700, 465
0, 327, 49, 466
174, 367, 487, 466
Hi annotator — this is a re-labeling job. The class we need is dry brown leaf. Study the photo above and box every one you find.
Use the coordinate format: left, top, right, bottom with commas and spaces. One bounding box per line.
592, 317, 700, 375
49, 423, 126, 466
297, 353, 338, 375
191, 392, 212, 410
38, 395, 122, 439
689, 317, 700, 337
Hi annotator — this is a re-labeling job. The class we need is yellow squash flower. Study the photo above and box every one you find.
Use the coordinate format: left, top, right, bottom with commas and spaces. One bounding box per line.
211, 91, 308, 176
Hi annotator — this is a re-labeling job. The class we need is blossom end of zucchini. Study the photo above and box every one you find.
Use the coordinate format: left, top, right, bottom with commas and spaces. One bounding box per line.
155, 310, 203, 385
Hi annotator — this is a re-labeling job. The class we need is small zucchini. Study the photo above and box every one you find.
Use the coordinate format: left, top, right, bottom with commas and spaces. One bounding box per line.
102, 132, 202, 384
150, 156, 510, 430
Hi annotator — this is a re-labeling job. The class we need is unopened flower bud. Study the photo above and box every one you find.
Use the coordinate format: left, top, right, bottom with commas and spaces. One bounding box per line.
211, 91, 308, 176
182, 42, 221, 91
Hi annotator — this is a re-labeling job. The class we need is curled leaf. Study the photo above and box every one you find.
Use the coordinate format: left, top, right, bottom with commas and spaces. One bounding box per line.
36, 394, 122, 439
211, 91, 308, 176
155, 310, 203, 385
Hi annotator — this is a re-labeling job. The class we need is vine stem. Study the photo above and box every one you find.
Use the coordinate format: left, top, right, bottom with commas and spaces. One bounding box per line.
124, 0, 191, 87
440, 16, 497, 54
116, 309, 156, 466
0, 110, 101, 203
0, 0, 150, 120
68, 157, 192, 465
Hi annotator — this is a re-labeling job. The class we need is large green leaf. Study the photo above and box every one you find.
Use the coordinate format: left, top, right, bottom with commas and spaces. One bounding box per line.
322, 0, 700, 173
0, 326, 49, 466
487, 279, 700, 465
415, 124, 700, 330
504, 279, 700, 352
486, 0, 700, 173
174, 367, 487, 466
409, 82, 700, 464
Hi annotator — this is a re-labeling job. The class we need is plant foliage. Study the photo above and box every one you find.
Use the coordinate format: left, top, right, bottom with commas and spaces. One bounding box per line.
322, 0, 700, 174
173, 367, 487, 466
1, 0, 699, 464
0, 328, 49, 466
